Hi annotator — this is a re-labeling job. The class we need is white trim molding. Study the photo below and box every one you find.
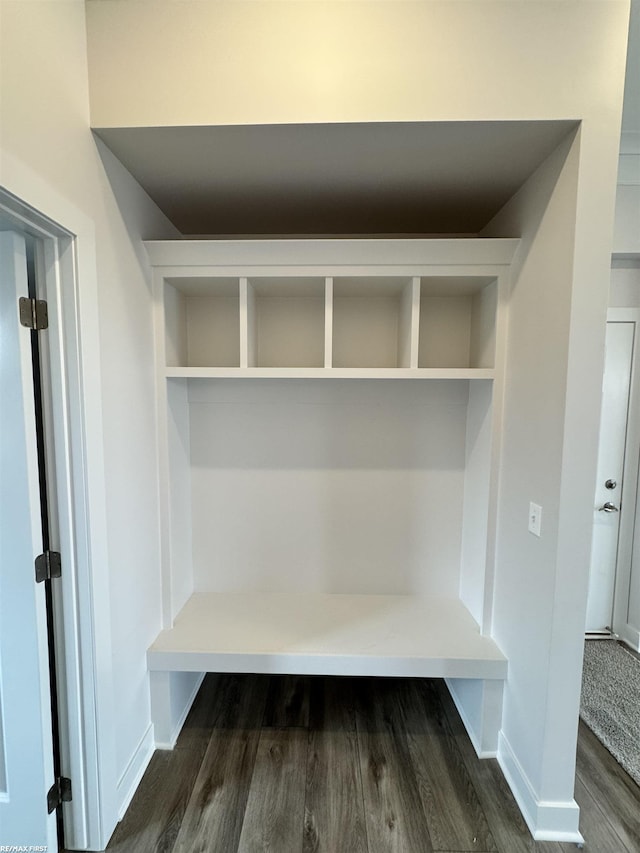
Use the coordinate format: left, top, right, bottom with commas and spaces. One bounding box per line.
0, 159, 117, 850
497, 732, 583, 844
116, 724, 155, 820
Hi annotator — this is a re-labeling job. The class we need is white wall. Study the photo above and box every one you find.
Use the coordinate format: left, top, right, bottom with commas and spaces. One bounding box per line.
613, 184, 640, 254
610, 263, 640, 307
613, 125, 640, 255
188, 380, 467, 598
0, 0, 178, 845
481, 116, 623, 840
481, 132, 583, 831
86, 0, 629, 129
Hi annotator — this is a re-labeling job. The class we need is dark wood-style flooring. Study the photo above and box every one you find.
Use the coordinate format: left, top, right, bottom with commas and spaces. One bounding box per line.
102, 674, 640, 853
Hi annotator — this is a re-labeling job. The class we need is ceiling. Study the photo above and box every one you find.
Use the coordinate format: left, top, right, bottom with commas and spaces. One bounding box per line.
95, 120, 577, 237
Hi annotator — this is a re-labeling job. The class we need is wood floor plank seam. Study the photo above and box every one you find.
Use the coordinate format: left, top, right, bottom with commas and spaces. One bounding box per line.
575, 764, 638, 853
353, 713, 372, 853
355, 679, 436, 852
303, 678, 369, 853
575, 722, 640, 852
237, 727, 309, 853
573, 775, 635, 853
301, 728, 312, 853
431, 681, 570, 853
401, 680, 497, 852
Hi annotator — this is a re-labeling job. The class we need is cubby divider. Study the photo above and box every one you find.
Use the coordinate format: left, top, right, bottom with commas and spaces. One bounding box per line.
239, 276, 251, 368
324, 276, 333, 368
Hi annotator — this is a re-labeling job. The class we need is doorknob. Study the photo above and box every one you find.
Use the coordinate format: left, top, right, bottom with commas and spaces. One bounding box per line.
598, 502, 619, 513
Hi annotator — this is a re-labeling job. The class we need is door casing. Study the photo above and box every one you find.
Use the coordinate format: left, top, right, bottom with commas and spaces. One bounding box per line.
589, 307, 640, 647
0, 229, 57, 848
586, 315, 636, 632
609, 308, 640, 648
0, 187, 117, 849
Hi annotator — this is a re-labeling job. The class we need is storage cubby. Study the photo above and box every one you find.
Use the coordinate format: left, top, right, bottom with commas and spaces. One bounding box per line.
246, 277, 325, 368
332, 277, 416, 368
419, 276, 497, 369
164, 277, 240, 368
148, 239, 516, 729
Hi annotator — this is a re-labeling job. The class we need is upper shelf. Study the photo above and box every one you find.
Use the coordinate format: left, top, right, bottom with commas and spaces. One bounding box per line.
166, 366, 495, 380
145, 237, 520, 268
152, 238, 515, 377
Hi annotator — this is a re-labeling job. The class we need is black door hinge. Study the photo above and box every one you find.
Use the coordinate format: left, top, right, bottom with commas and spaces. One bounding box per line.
35, 550, 62, 583
47, 776, 72, 813
19, 296, 48, 330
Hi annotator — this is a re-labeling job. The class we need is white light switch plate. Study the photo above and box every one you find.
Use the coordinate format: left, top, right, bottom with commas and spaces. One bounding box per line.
529, 502, 542, 537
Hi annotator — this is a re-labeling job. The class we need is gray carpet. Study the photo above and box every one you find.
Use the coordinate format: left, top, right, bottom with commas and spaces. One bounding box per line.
580, 639, 640, 786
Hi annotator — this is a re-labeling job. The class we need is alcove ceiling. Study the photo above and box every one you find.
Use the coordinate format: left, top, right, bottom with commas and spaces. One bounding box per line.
94, 120, 578, 237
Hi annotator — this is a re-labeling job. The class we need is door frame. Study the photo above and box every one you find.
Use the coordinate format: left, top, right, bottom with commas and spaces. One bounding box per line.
0, 186, 117, 849
607, 307, 640, 648
0, 230, 57, 849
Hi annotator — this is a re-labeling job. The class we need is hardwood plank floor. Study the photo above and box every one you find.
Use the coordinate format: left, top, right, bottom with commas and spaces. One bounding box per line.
172, 675, 269, 853
237, 729, 308, 852
576, 720, 640, 852
102, 674, 640, 853
304, 728, 368, 853
355, 679, 434, 852
433, 682, 578, 853
263, 675, 311, 729
304, 677, 368, 853
573, 777, 633, 853
104, 747, 208, 853
401, 680, 496, 851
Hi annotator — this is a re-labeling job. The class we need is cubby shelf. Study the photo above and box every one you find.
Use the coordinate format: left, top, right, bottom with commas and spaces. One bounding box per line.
160, 265, 502, 375
165, 366, 496, 380
147, 592, 508, 679
147, 238, 517, 748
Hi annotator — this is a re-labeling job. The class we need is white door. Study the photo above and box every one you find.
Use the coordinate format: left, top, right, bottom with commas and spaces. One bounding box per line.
585, 320, 635, 632
0, 231, 57, 848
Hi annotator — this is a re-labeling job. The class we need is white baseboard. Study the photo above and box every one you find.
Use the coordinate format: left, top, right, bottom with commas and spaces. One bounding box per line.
497, 731, 583, 843
619, 626, 640, 652
116, 723, 155, 820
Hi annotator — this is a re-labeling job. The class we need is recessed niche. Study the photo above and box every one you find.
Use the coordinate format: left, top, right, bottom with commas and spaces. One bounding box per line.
246, 278, 326, 368
332, 277, 414, 368
419, 277, 497, 369
164, 277, 240, 368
